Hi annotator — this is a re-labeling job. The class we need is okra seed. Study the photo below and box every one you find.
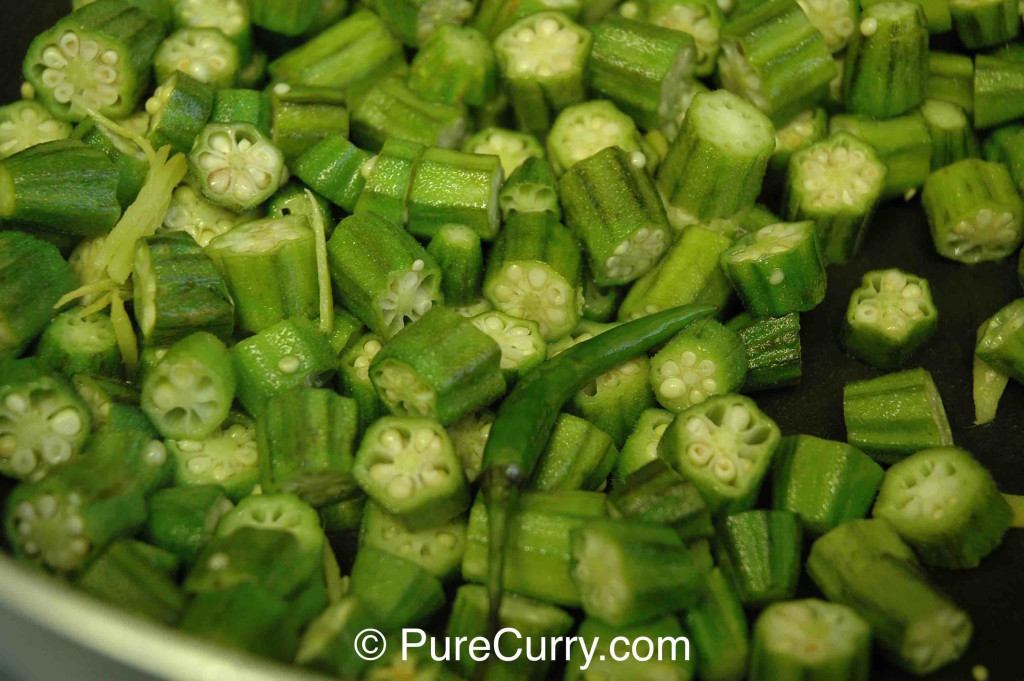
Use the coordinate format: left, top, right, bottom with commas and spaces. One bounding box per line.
208, 553, 229, 571
70, 539, 88, 556
11, 449, 36, 474
4, 393, 29, 414
387, 476, 415, 499
860, 17, 878, 35
661, 378, 686, 398
689, 389, 706, 404
277, 355, 301, 374
66, 516, 83, 536
688, 443, 713, 466
145, 441, 167, 466
36, 495, 57, 519
661, 360, 680, 377
23, 542, 38, 556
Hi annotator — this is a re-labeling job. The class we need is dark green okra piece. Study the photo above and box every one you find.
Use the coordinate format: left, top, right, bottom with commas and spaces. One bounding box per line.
248, 0, 318, 36
144, 72, 214, 156
77, 539, 185, 625
976, 298, 1024, 383
922, 158, 1024, 264
807, 519, 972, 675
580, 265, 624, 323
0, 100, 72, 160
350, 78, 466, 152
71, 373, 151, 436
530, 413, 618, 491
873, 446, 1012, 569
292, 135, 370, 213
154, 27, 240, 88
608, 457, 715, 539
659, 393, 782, 514
547, 100, 647, 177
267, 83, 350, 164
338, 332, 387, 432
973, 316, 1010, 425
828, 112, 931, 200
463, 126, 545, 178
72, 117, 149, 208
354, 137, 424, 226
408, 25, 498, 107
843, 368, 953, 464
320, 495, 366, 535
327, 211, 443, 340
949, 0, 1020, 48
843, 2, 929, 119
920, 99, 980, 170
984, 124, 1024, 193
166, 413, 260, 501
618, 0, 725, 75
23, 0, 164, 122
37, 311, 121, 378
561, 146, 672, 286
685, 567, 750, 681
349, 546, 446, 630
927, 51, 975, 114
146, 484, 234, 564
363, 0, 477, 47
613, 407, 674, 480
650, 318, 748, 412
726, 312, 803, 392
715, 509, 802, 606
498, 156, 560, 221
407, 147, 504, 241
427, 225, 485, 307
370, 306, 506, 425
214, 492, 327, 565
266, 182, 334, 235
211, 88, 271, 133
973, 53, 1024, 130
360, 500, 468, 580
182, 583, 302, 662
470, 311, 547, 383
188, 122, 285, 212
773, 435, 884, 535
843, 269, 938, 369
0, 231, 76, 360
352, 415, 470, 528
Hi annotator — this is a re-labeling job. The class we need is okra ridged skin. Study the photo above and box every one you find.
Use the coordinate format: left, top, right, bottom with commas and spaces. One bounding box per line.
560, 146, 671, 286
566, 615, 692, 681
354, 137, 426, 226
949, 0, 1020, 48
23, 0, 165, 122
843, 368, 953, 464
873, 447, 1012, 569
750, 599, 872, 681
927, 51, 975, 114
976, 298, 1024, 382
0, 231, 76, 360
828, 112, 930, 200
370, 306, 506, 425
146, 484, 235, 565
73, 118, 150, 208
406, 148, 504, 241
530, 413, 618, 491
211, 88, 272, 134
717, 0, 837, 125
350, 78, 467, 152
293, 138, 369, 214
922, 158, 1024, 264
649, 318, 748, 412
248, 0, 319, 36
842, 2, 930, 119
920, 99, 980, 170
842, 269, 938, 369
657, 90, 776, 223
76, 540, 186, 625
145, 72, 215, 157
772, 435, 884, 536
807, 519, 972, 675
726, 312, 803, 391
0, 139, 121, 236
586, 15, 697, 132
268, 85, 351, 165
427, 225, 484, 306
608, 457, 714, 539
462, 490, 607, 606
685, 567, 750, 681
182, 583, 301, 664
973, 53, 1024, 129
133, 233, 235, 346
349, 546, 446, 630
408, 25, 498, 108
715, 509, 802, 606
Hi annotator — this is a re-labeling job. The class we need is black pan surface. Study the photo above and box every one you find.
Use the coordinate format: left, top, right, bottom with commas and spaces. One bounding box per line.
2, 4, 1021, 679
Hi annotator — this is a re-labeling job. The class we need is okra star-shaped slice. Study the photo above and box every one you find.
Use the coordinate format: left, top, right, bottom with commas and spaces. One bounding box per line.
650, 319, 747, 413
752, 600, 871, 679
842, 269, 938, 370
0, 101, 71, 159
154, 28, 240, 88
189, 122, 285, 212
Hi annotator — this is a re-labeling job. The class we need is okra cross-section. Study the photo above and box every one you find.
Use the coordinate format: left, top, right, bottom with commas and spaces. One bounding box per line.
649, 319, 747, 412
369, 306, 506, 425
189, 122, 285, 212
168, 415, 260, 502
352, 416, 470, 529
360, 501, 467, 579
0, 101, 72, 160
461, 127, 544, 177
546, 100, 646, 177
843, 269, 938, 369
154, 28, 240, 88
470, 311, 547, 383
160, 184, 255, 247
659, 393, 781, 514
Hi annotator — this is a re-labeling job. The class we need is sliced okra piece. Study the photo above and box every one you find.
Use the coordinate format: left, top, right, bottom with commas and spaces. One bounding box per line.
23, 1, 164, 122
783, 132, 887, 263
452, 297, 494, 318
408, 25, 498, 108
685, 568, 750, 681
828, 112, 930, 200
0, 100, 72, 160
292, 136, 370, 213
267, 83, 349, 164
321, 495, 366, 535
37, 311, 120, 379
427, 225, 484, 307
360, 500, 467, 580
976, 298, 1024, 384
406, 147, 504, 241
154, 27, 240, 88
530, 413, 618, 491
167, 415, 259, 501
248, 0, 318, 36
766, 108, 828, 196
727, 312, 802, 392
338, 333, 387, 432
722, 221, 827, 317
71, 373, 148, 436
843, 269, 937, 369
861, 0, 953, 30
613, 406, 674, 480
267, 10, 407, 94
461, 126, 544, 177
922, 158, 1024, 264
350, 78, 467, 152
188, 122, 285, 212
651, 319, 747, 413
462, 490, 607, 606
715, 509, 802, 606
927, 51, 974, 114
843, 2, 929, 119
973, 53, 1024, 130
984, 124, 1024, 193
146, 484, 234, 564
483, 210, 583, 341
570, 519, 704, 626
622, 0, 724, 77
354, 137, 425, 225
973, 317, 1010, 425
873, 446, 1012, 569
257, 387, 358, 508
567, 615, 692, 681
205, 215, 318, 333
660, 393, 781, 514
230, 317, 336, 416
843, 368, 953, 464
737, 202, 783, 232
608, 457, 714, 539
498, 156, 560, 220
474, 0, 585, 38
365, 0, 476, 47
141, 331, 234, 440
172, 0, 252, 62
77, 539, 186, 625
446, 409, 494, 483
350, 546, 446, 630
949, 0, 1019, 47
0, 139, 120, 236
447, 584, 574, 680
144, 72, 215, 156
0, 232, 76, 359
215, 492, 326, 566
580, 265, 624, 322
132, 233, 234, 345
546, 100, 645, 176
773, 435, 883, 536
493, 12, 594, 135
561, 146, 671, 286
370, 307, 506, 424
211, 88, 271, 133
160, 183, 255, 247
657, 90, 775, 223
587, 15, 697, 132
619, 224, 733, 320
471, 311, 547, 383
920, 99, 980, 170
807, 519, 972, 675
266, 182, 332, 233
352, 416, 470, 528
717, 0, 836, 124
0, 359, 91, 481
796, 0, 857, 51
751, 600, 871, 681
327, 212, 442, 339
181, 583, 300, 663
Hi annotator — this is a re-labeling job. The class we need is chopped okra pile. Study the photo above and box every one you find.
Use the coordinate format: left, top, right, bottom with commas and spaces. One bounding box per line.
2, 0, 1024, 678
